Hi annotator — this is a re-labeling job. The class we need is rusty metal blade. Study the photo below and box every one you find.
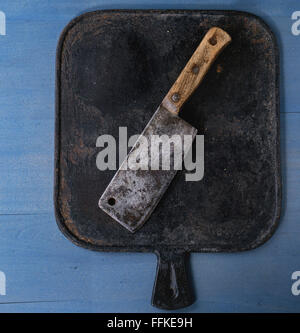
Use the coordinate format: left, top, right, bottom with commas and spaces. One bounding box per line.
99, 106, 197, 233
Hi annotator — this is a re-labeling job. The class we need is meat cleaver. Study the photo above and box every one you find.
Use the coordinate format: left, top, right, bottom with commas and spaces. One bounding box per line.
99, 27, 231, 233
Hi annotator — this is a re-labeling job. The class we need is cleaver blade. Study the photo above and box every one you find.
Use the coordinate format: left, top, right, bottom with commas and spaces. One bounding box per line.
99, 27, 231, 232
99, 105, 197, 232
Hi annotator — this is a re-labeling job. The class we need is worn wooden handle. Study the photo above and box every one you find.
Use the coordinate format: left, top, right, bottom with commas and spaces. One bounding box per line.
162, 27, 231, 114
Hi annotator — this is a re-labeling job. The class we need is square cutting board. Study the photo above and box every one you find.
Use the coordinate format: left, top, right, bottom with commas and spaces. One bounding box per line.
55, 10, 281, 309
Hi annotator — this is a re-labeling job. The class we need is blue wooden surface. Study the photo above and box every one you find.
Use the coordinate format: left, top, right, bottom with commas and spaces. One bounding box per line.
0, 0, 299, 313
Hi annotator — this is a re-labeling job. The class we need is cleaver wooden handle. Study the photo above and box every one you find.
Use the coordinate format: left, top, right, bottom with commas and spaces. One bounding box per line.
162, 27, 231, 114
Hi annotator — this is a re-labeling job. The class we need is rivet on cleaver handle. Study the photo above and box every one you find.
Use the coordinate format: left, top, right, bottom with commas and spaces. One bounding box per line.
99, 27, 231, 233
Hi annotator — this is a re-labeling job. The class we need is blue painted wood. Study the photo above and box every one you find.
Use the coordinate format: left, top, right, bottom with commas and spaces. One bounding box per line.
0, 0, 299, 312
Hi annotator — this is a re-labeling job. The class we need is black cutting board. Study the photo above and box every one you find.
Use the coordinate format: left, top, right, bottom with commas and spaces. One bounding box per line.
55, 10, 281, 310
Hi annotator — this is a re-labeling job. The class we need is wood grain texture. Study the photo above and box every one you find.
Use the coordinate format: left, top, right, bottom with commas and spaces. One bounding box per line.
162, 27, 231, 114
0, 0, 299, 313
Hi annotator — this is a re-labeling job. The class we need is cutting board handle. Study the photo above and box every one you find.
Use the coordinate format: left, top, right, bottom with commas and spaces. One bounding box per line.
152, 250, 194, 310
162, 27, 231, 114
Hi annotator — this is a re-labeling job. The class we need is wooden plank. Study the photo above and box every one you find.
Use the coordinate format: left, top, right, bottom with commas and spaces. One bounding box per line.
0, 211, 299, 312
